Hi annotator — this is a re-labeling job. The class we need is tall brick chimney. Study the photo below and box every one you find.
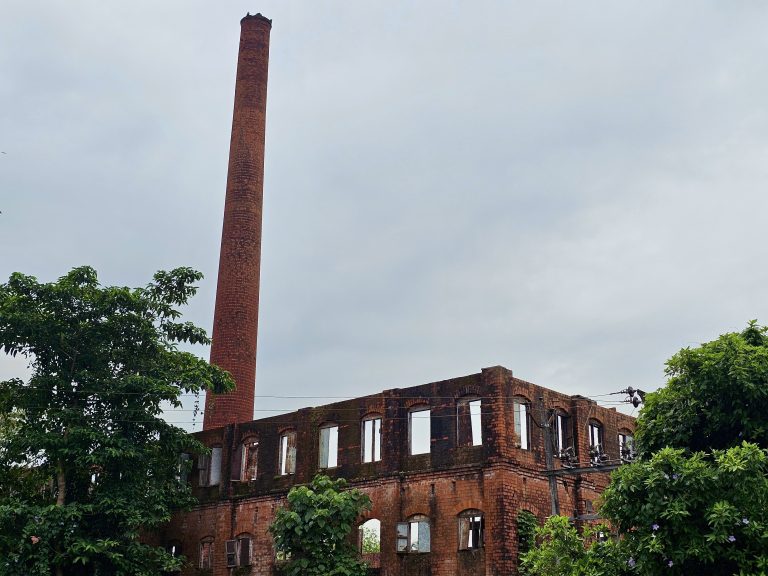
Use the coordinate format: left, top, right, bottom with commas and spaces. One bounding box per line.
204, 13, 271, 430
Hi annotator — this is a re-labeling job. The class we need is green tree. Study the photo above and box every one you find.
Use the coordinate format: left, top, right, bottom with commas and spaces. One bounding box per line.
524, 323, 768, 576
516, 509, 539, 560
601, 442, 768, 576
0, 266, 233, 576
635, 321, 768, 456
360, 524, 380, 554
269, 474, 372, 576
520, 516, 628, 576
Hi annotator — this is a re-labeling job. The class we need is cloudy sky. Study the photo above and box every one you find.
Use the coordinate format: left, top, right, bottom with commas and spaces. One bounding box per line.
2, 1, 768, 430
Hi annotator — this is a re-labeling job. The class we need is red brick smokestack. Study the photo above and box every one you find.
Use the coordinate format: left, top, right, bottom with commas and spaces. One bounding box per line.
204, 13, 271, 430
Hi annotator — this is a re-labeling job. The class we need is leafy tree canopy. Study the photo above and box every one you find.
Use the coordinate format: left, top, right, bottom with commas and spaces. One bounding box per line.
523, 323, 768, 576
520, 515, 629, 576
601, 442, 768, 576
635, 321, 768, 456
269, 474, 372, 576
0, 266, 233, 576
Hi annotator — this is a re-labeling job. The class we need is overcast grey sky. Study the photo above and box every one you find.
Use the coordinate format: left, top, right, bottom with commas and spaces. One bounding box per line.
2, 1, 768, 430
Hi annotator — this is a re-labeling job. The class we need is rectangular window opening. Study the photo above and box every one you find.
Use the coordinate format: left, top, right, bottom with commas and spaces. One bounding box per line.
242, 441, 259, 481
225, 540, 237, 568
279, 432, 297, 475
514, 401, 529, 450
199, 541, 213, 569
209, 446, 222, 486
457, 399, 482, 447
238, 537, 252, 566
226, 538, 252, 568
459, 515, 484, 550
362, 417, 382, 463
396, 520, 430, 553
319, 425, 339, 468
198, 454, 210, 487
409, 408, 431, 455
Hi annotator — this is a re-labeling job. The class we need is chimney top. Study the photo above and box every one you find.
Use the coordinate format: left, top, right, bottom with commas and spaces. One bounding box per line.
242, 12, 272, 26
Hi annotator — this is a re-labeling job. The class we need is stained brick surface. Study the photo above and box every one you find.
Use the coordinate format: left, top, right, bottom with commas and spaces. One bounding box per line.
204, 14, 272, 430
165, 367, 635, 576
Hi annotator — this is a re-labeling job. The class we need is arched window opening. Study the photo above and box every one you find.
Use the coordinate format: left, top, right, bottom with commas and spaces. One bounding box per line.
458, 509, 484, 550
457, 396, 482, 447
359, 518, 381, 568
513, 397, 531, 450
409, 406, 431, 455
397, 514, 430, 553
361, 414, 382, 463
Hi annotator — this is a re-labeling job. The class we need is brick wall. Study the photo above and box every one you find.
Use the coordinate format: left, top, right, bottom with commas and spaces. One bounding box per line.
166, 366, 635, 575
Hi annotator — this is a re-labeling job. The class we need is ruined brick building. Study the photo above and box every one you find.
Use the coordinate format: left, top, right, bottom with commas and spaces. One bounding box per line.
162, 13, 635, 576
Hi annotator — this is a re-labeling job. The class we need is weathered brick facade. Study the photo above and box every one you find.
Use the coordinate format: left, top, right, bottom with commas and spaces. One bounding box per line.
162, 366, 634, 575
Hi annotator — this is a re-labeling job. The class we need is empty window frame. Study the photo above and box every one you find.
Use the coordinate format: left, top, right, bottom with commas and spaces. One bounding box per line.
589, 421, 607, 464
553, 411, 573, 456
457, 397, 482, 447
513, 398, 531, 450
396, 515, 431, 553
359, 518, 381, 555
458, 510, 484, 550
225, 535, 252, 568
589, 421, 604, 450
279, 431, 297, 475
198, 446, 222, 487
409, 406, 431, 455
241, 439, 259, 481
319, 424, 339, 469
361, 415, 382, 463
209, 446, 222, 485
199, 538, 214, 570
618, 431, 635, 462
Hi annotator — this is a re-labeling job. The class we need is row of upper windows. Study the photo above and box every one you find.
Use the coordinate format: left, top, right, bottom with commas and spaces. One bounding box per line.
195, 399, 633, 485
